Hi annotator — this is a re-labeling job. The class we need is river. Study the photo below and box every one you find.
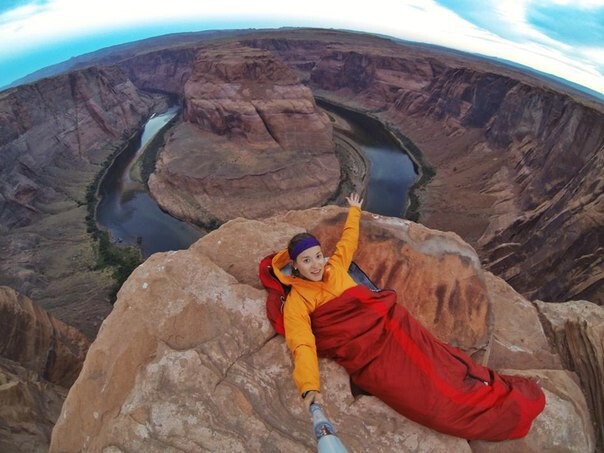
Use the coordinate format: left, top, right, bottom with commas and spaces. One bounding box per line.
318, 100, 417, 218
96, 102, 418, 256
95, 107, 203, 258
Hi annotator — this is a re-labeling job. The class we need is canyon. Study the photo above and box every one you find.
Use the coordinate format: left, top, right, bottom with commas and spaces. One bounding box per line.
0, 28, 602, 451
93, 29, 604, 305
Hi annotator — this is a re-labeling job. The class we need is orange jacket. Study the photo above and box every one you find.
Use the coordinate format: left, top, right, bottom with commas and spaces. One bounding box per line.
271, 206, 361, 394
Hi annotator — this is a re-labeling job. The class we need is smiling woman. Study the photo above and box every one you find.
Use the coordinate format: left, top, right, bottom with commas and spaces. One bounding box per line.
261, 192, 546, 442
289, 234, 325, 282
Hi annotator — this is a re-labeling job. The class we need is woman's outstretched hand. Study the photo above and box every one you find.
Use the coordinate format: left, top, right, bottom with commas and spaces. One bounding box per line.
302, 390, 324, 411
346, 192, 363, 209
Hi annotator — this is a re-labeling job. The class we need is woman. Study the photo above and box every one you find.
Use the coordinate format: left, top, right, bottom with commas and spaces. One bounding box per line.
259, 193, 545, 441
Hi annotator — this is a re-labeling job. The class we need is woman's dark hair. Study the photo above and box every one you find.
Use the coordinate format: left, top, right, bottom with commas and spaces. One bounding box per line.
288, 232, 319, 261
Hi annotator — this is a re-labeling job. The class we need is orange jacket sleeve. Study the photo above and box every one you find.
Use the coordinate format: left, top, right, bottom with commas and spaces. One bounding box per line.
329, 206, 361, 270
283, 290, 321, 395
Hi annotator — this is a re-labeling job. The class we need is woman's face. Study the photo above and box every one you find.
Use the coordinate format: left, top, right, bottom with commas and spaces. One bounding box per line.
294, 245, 325, 282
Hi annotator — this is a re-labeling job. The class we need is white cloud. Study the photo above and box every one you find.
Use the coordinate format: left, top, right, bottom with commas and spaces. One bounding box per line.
581, 47, 604, 63
1, 0, 603, 93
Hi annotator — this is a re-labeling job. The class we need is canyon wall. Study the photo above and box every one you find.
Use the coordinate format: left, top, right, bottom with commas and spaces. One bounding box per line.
117, 47, 199, 94
0, 66, 162, 337
0, 286, 89, 452
238, 31, 604, 304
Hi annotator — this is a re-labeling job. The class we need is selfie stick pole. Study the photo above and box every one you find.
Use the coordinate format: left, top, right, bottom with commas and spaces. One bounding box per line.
309, 403, 348, 453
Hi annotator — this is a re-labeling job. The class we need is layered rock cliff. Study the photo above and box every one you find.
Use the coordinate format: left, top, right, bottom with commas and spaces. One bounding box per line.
147, 43, 339, 226
0, 286, 89, 452
103, 29, 603, 304
118, 47, 198, 94
50, 208, 596, 452
239, 31, 604, 305
0, 66, 164, 337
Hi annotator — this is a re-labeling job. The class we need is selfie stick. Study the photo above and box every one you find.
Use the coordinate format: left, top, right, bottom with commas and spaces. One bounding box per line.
309, 403, 348, 453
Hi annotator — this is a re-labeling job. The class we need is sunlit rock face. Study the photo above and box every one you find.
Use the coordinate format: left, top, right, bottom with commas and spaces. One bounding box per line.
0, 286, 89, 452
50, 207, 594, 452
0, 66, 162, 337
237, 32, 604, 306
147, 43, 339, 226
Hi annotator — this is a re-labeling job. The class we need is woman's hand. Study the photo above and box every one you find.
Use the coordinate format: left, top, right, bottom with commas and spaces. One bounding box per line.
302, 390, 324, 411
346, 192, 363, 209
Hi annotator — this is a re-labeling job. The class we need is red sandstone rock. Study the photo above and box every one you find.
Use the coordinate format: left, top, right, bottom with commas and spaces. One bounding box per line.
50, 207, 592, 451
535, 299, 604, 451
118, 47, 198, 94
0, 286, 89, 452
148, 43, 340, 225
0, 286, 89, 388
483, 272, 562, 370
0, 357, 67, 453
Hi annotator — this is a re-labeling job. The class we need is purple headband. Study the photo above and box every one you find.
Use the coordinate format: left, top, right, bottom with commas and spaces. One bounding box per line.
290, 237, 321, 261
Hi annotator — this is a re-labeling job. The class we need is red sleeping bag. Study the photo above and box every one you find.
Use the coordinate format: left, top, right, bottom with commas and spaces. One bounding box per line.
259, 254, 546, 441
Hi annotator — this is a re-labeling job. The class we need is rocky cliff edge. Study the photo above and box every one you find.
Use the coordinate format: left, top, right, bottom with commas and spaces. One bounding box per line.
50, 207, 597, 452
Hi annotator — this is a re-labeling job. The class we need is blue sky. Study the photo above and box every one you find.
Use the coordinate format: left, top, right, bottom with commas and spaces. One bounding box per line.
1, 0, 603, 95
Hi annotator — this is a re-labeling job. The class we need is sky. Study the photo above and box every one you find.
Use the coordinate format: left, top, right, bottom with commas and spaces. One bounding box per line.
1, 0, 603, 95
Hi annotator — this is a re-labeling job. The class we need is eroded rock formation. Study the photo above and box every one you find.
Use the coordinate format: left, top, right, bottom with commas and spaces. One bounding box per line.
0, 286, 89, 452
535, 299, 604, 451
0, 286, 89, 387
148, 44, 339, 226
0, 66, 163, 337
0, 358, 67, 453
118, 47, 198, 94
50, 208, 594, 452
